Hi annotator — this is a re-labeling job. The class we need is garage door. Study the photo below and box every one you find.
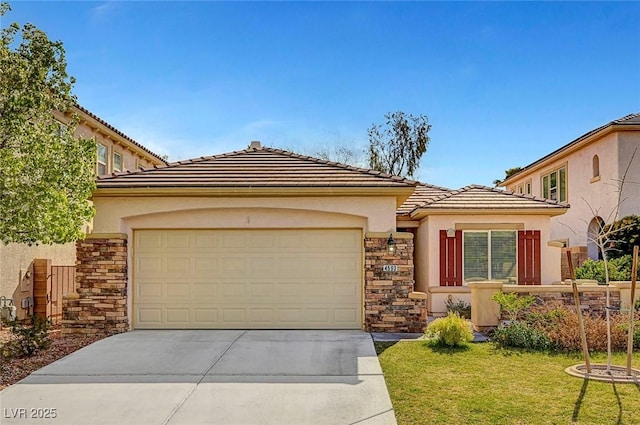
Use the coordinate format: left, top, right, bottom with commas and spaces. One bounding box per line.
133, 229, 362, 329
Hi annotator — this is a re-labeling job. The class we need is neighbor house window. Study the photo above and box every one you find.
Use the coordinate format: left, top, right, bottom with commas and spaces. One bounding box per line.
525, 180, 532, 195
113, 152, 123, 172
516, 184, 524, 194
592, 155, 600, 178
463, 231, 517, 284
97, 143, 108, 175
541, 166, 567, 202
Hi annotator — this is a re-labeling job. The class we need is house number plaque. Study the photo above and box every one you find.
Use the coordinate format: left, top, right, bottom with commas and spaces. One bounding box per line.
382, 265, 398, 272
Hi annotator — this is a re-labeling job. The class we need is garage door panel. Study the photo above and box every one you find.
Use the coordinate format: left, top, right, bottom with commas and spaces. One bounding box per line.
166, 308, 190, 324
194, 257, 219, 273
137, 307, 162, 325
134, 229, 362, 329
192, 282, 218, 298
166, 257, 190, 273
166, 232, 190, 249
194, 308, 218, 324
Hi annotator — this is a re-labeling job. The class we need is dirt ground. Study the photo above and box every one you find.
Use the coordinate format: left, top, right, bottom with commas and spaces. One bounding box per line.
0, 325, 106, 391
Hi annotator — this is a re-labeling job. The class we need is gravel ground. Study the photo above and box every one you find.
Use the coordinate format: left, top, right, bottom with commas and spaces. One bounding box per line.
0, 325, 106, 391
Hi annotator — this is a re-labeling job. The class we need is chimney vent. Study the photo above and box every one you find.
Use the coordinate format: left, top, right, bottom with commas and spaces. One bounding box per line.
249, 141, 262, 149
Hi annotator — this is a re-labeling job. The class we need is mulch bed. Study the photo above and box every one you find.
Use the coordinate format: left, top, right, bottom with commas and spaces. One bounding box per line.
0, 326, 106, 391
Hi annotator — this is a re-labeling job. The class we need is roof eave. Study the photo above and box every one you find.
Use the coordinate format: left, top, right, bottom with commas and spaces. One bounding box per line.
92, 185, 416, 206
410, 207, 569, 220
502, 122, 640, 186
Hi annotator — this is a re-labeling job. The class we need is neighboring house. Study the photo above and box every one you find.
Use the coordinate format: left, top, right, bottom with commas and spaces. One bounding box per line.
0, 105, 167, 319
501, 113, 640, 260
63, 142, 567, 334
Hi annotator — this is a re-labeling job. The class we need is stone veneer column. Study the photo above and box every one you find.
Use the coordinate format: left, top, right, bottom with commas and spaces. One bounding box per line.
364, 232, 427, 333
62, 234, 128, 335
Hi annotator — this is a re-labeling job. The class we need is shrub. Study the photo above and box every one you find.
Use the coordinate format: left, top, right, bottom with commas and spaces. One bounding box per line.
425, 312, 474, 347
605, 215, 640, 259
1, 315, 51, 359
525, 302, 630, 352
492, 321, 552, 351
575, 255, 638, 283
617, 321, 640, 350
490, 291, 536, 321
444, 296, 471, 319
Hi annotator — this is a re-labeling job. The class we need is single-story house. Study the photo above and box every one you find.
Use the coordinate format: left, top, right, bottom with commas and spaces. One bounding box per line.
63, 142, 568, 334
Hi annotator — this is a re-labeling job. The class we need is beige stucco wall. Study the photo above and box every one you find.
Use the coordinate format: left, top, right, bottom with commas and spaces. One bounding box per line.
414, 214, 561, 315
75, 121, 158, 175
507, 133, 633, 248
0, 243, 76, 319
618, 132, 640, 218
91, 196, 399, 235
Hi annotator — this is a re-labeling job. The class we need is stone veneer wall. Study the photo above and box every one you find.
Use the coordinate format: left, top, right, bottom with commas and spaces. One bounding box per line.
364, 233, 427, 332
62, 235, 128, 335
510, 290, 621, 318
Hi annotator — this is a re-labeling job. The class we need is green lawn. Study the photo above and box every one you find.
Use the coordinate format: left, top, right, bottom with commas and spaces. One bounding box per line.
375, 342, 640, 425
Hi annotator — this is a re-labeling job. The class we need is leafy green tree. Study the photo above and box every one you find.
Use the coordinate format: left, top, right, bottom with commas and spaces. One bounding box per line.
0, 3, 95, 245
368, 111, 431, 178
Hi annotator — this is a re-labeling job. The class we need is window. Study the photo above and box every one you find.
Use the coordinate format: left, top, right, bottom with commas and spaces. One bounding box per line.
113, 152, 123, 172
541, 166, 567, 202
97, 143, 108, 175
525, 181, 532, 195
516, 184, 524, 194
592, 155, 600, 178
463, 231, 517, 283
440, 229, 541, 286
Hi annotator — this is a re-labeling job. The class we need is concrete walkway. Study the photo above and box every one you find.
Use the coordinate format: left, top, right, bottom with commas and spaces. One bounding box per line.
0, 330, 396, 425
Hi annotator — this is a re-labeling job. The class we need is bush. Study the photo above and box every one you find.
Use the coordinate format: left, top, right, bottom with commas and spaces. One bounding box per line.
575, 255, 638, 283
617, 322, 640, 350
445, 296, 471, 319
490, 291, 536, 321
605, 215, 640, 259
425, 312, 474, 347
1, 315, 51, 359
524, 302, 631, 352
493, 321, 552, 351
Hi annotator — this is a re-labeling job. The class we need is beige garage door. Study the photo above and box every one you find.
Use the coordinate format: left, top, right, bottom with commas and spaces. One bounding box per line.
133, 229, 362, 329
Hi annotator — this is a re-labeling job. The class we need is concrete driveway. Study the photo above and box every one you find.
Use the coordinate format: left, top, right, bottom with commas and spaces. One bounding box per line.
0, 330, 396, 425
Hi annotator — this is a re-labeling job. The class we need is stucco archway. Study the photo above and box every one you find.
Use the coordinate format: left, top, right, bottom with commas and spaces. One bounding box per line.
587, 216, 605, 260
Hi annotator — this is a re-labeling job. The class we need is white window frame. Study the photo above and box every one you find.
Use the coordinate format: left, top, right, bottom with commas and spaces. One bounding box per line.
541, 165, 567, 202
462, 230, 518, 284
97, 143, 108, 175
113, 151, 123, 172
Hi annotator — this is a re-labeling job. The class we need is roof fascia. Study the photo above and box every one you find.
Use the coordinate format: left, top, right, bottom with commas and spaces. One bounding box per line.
410, 207, 569, 220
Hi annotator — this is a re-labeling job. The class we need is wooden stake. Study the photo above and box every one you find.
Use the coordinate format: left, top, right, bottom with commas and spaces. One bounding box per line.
627, 246, 638, 376
567, 250, 591, 373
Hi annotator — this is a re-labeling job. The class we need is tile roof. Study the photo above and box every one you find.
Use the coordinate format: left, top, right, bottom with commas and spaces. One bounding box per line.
503, 112, 640, 185
397, 183, 452, 216
411, 184, 567, 213
96, 144, 417, 189
74, 104, 168, 165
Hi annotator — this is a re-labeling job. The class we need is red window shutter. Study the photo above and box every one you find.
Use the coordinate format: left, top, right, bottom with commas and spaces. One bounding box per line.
440, 230, 463, 286
518, 230, 541, 285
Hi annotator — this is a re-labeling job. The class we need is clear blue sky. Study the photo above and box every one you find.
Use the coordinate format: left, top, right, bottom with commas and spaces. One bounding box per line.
3, 1, 639, 188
